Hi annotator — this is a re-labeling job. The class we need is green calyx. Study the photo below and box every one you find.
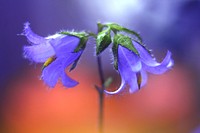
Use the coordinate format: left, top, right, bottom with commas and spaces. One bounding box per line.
95, 22, 143, 55
114, 34, 139, 55
112, 34, 140, 70
60, 31, 88, 52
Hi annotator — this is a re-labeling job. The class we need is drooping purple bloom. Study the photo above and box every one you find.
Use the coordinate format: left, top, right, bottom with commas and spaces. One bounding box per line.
105, 41, 173, 94
23, 22, 82, 88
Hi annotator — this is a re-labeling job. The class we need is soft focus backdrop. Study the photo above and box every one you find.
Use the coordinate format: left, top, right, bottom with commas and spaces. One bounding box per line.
0, 0, 200, 133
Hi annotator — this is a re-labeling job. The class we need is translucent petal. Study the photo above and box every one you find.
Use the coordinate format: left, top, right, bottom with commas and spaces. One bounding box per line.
41, 58, 62, 88
50, 36, 80, 57
23, 22, 46, 45
106, 46, 142, 94
118, 45, 142, 72
143, 51, 173, 74
140, 69, 148, 87
41, 51, 82, 88
23, 43, 55, 63
128, 74, 138, 93
60, 51, 82, 88
133, 41, 159, 66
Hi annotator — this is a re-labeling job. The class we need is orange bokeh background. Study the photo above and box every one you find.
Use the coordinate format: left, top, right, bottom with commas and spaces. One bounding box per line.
2, 64, 198, 133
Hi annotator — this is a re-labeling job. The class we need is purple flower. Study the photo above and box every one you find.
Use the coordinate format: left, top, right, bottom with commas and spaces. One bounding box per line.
105, 41, 173, 94
23, 22, 83, 88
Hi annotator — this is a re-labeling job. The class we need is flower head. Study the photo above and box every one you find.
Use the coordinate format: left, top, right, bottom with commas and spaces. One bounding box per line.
105, 40, 173, 94
23, 22, 85, 88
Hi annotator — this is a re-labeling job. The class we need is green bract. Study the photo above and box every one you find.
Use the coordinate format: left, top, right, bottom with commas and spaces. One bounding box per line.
96, 27, 112, 55
114, 34, 139, 55
112, 34, 139, 69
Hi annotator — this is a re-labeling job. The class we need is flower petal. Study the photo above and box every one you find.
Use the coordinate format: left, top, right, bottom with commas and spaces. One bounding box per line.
104, 76, 126, 94
41, 58, 62, 88
50, 36, 80, 57
23, 22, 46, 45
128, 74, 138, 93
140, 69, 148, 87
143, 51, 173, 74
118, 45, 142, 72
61, 72, 79, 88
60, 51, 82, 88
41, 50, 82, 88
133, 41, 159, 66
23, 43, 55, 63
105, 45, 142, 94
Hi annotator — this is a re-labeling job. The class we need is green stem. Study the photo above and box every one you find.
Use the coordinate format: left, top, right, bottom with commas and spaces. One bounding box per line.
96, 55, 105, 133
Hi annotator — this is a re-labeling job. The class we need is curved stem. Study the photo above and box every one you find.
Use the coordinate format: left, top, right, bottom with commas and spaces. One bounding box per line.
96, 55, 105, 133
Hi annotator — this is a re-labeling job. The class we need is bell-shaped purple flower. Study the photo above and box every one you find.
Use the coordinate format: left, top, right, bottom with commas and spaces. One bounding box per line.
105, 41, 173, 94
23, 22, 83, 88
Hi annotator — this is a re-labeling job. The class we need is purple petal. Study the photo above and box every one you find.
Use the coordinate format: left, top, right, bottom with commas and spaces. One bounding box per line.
105, 46, 142, 94
41, 51, 82, 88
50, 36, 80, 57
133, 41, 158, 66
128, 74, 138, 93
41, 58, 62, 88
61, 72, 78, 88
118, 45, 142, 72
23, 22, 46, 45
119, 69, 147, 94
23, 43, 55, 63
143, 51, 173, 74
60, 51, 82, 88
140, 69, 148, 87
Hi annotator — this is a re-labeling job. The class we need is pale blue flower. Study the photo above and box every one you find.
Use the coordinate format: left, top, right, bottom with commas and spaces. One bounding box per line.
106, 41, 173, 94
23, 22, 82, 88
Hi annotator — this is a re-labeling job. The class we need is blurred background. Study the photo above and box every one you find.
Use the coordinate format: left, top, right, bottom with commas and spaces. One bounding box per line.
0, 0, 200, 132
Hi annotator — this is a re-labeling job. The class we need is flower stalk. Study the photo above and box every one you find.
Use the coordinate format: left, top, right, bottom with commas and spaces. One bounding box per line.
95, 23, 106, 133
96, 55, 105, 133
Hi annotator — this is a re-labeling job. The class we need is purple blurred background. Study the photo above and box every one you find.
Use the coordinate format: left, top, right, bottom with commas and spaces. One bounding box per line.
0, 0, 200, 132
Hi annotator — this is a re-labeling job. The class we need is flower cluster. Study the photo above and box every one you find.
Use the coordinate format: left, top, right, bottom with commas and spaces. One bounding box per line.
22, 22, 173, 94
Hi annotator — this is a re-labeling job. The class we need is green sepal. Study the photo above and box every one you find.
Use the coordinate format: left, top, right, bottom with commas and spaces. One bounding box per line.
60, 31, 87, 38
60, 31, 88, 52
74, 36, 88, 52
106, 23, 143, 43
96, 28, 112, 55
114, 34, 139, 55
112, 34, 140, 70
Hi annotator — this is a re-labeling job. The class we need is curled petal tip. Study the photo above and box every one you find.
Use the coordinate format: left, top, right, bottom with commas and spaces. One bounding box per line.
104, 90, 119, 95
104, 82, 125, 95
